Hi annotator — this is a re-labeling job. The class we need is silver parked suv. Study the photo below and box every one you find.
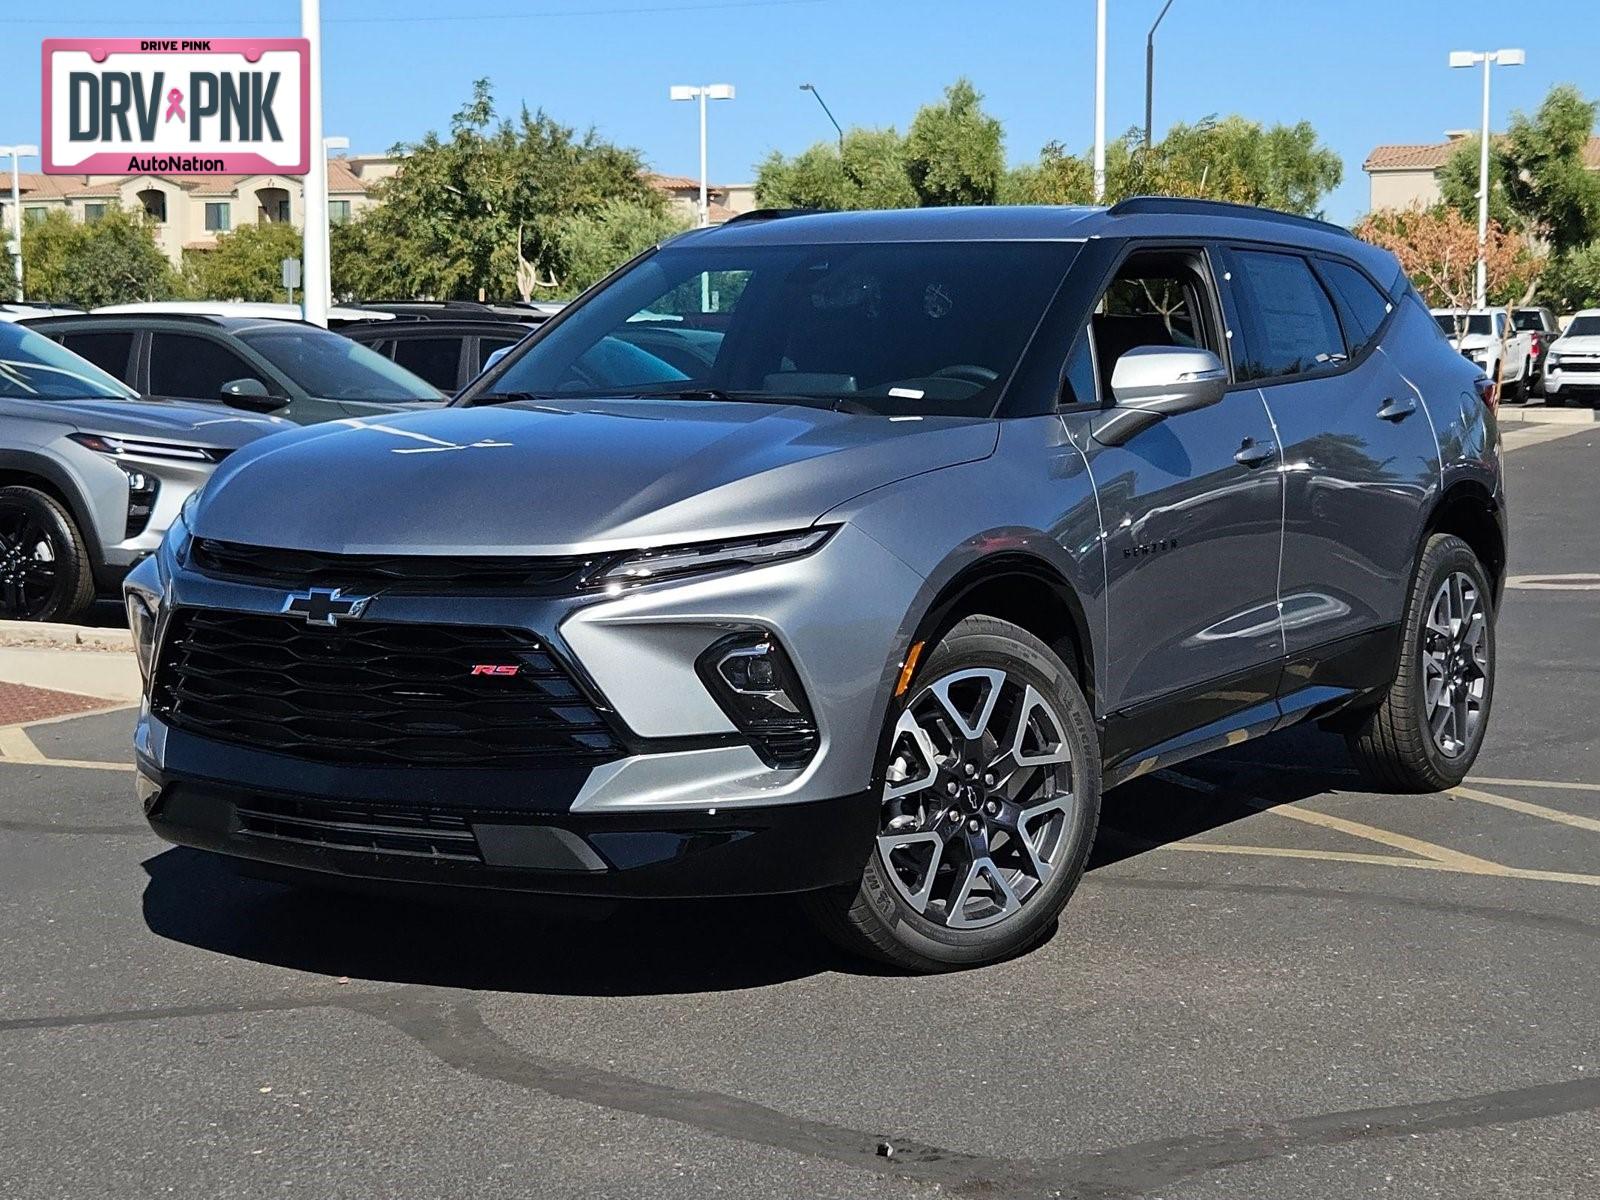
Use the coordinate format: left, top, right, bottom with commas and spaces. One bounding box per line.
127, 200, 1505, 970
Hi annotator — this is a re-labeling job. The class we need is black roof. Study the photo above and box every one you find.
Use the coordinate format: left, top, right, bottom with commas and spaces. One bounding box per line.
340, 318, 533, 339
684, 198, 1400, 286
23, 312, 302, 335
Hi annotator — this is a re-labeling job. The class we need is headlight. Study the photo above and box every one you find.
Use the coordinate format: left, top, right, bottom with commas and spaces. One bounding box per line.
125, 589, 158, 681
580, 527, 834, 591
1546, 353, 1562, 368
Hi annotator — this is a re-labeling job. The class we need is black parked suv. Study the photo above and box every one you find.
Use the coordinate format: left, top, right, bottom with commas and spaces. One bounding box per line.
29, 314, 443, 424
128, 199, 1505, 970
339, 318, 533, 393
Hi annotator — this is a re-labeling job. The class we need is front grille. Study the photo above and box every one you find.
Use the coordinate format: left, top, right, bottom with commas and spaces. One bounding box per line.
235, 794, 482, 861
190, 539, 591, 595
1560, 360, 1600, 373
152, 610, 622, 768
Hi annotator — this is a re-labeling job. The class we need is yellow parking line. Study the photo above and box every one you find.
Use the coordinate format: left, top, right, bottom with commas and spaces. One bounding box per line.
1468, 776, 1600, 794
1451, 785, 1600, 834
1166, 842, 1600, 887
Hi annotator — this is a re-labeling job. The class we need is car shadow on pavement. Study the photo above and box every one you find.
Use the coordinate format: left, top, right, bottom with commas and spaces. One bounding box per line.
139, 724, 1361, 993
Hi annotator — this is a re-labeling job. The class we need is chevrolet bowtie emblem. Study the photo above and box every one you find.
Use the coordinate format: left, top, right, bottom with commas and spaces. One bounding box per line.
281, 587, 371, 627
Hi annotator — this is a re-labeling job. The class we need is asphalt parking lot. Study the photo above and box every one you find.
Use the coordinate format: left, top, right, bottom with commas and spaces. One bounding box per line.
2, 420, 1597, 1200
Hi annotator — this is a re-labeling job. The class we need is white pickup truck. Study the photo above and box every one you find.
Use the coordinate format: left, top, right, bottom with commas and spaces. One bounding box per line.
1431, 308, 1536, 399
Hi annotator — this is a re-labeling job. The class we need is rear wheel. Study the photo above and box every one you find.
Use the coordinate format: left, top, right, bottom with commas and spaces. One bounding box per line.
0, 486, 96, 623
1346, 534, 1494, 792
805, 615, 1101, 972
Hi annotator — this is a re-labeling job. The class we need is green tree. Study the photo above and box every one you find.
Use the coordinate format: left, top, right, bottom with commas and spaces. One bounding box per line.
0, 238, 14, 301
903, 79, 1004, 206
1005, 117, 1342, 216
22, 207, 177, 308
334, 79, 663, 301
1541, 240, 1600, 311
183, 220, 303, 301
554, 198, 689, 297
1440, 85, 1600, 255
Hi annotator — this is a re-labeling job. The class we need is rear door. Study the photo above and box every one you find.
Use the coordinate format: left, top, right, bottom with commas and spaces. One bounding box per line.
1222, 246, 1439, 706
390, 333, 468, 392
53, 329, 137, 385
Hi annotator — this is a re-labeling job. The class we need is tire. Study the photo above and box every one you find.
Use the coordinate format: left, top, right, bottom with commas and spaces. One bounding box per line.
804, 615, 1101, 972
1346, 534, 1495, 792
0, 485, 96, 623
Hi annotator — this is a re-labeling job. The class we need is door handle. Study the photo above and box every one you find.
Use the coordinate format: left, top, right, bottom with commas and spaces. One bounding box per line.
1234, 438, 1275, 469
1377, 396, 1417, 422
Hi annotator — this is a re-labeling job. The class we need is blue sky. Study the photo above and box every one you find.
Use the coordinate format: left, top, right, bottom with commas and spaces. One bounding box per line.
3, 0, 1597, 224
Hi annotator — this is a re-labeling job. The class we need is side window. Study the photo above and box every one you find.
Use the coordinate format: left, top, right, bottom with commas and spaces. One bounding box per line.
1316, 259, 1391, 357
1227, 250, 1346, 382
391, 337, 463, 390
1088, 249, 1220, 396
148, 333, 268, 399
58, 331, 135, 380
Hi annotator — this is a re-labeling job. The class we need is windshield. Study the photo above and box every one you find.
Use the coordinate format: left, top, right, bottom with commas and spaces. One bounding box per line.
0, 322, 137, 401
237, 326, 441, 402
474, 240, 1080, 417
1564, 316, 1600, 338
1435, 313, 1493, 337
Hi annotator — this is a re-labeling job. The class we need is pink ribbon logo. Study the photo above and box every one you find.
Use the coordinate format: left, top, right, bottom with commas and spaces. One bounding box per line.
164, 88, 185, 123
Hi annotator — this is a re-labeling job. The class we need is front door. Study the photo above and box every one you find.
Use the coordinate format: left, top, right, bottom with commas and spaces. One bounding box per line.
1071, 245, 1285, 762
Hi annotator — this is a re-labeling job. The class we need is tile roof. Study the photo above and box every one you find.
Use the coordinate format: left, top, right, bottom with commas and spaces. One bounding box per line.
9, 164, 369, 201
1366, 135, 1600, 171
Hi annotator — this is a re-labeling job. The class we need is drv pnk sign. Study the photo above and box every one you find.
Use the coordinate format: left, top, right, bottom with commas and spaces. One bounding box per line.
42, 39, 309, 176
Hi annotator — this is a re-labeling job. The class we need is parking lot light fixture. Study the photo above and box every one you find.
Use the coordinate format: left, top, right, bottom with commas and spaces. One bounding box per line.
800, 83, 844, 152
1450, 48, 1524, 308
1, 143, 40, 301
669, 84, 736, 228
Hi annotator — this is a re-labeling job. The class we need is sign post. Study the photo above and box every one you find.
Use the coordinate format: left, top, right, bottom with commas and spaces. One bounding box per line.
281, 256, 301, 305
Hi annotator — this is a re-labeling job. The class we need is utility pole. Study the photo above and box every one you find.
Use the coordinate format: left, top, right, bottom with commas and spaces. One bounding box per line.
1093, 0, 1107, 202
301, 0, 330, 327
1144, 0, 1177, 151
1, 145, 39, 301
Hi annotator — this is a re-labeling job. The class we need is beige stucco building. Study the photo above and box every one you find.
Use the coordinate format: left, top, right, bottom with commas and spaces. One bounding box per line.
1, 154, 399, 267
1365, 133, 1600, 212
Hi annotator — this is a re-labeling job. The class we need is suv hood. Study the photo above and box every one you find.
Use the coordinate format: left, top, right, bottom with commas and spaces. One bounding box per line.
7, 396, 295, 448
1552, 334, 1600, 356
193, 399, 999, 554
1450, 333, 1497, 352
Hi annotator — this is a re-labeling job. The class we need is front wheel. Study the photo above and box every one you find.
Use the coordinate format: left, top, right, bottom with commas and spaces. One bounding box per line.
1346, 534, 1495, 792
0, 486, 96, 623
805, 615, 1101, 972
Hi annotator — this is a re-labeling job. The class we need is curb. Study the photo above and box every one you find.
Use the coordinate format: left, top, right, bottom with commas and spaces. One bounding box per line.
1500, 405, 1599, 426
0, 620, 133, 652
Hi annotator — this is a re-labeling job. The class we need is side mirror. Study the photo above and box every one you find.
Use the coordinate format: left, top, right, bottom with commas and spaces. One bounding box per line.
218, 377, 289, 412
1093, 346, 1228, 446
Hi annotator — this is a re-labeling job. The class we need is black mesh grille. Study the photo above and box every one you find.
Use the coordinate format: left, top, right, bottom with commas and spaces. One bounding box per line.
235, 794, 483, 861
152, 609, 621, 768
190, 539, 591, 595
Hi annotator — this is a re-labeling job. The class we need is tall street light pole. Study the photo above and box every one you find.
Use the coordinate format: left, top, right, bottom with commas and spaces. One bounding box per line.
800, 83, 844, 152
1, 144, 39, 301
670, 83, 736, 228
1093, 0, 1107, 202
320, 135, 349, 311
1144, 0, 1176, 151
1449, 47, 1524, 308
301, 0, 330, 327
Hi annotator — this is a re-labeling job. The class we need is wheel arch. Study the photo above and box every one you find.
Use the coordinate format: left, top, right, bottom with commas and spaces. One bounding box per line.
903, 551, 1098, 714
0, 450, 102, 558
1422, 479, 1506, 601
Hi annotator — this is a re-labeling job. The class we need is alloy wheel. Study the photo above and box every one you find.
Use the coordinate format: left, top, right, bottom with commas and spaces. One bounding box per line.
0, 505, 64, 620
877, 668, 1081, 929
1421, 570, 1489, 758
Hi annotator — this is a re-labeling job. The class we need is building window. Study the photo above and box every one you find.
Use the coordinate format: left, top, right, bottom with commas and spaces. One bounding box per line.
137, 189, 167, 224
24, 205, 48, 225
204, 202, 231, 232
276, 197, 291, 222
83, 203, 107, 223
328, 200, 351, 225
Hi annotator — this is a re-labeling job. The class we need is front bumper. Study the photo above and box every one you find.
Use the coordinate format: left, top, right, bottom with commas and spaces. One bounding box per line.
138, 721, 876, 897
1543, 368, 1600, 394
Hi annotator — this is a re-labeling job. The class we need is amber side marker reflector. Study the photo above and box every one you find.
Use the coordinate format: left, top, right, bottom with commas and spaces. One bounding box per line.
895, 641, 926, 697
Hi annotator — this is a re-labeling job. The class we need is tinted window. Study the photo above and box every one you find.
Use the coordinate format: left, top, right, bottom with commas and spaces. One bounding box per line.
391, 337, 463, 389
1512, 309, 1550, 332
1229, 250, 1346, 381
1563, 316, 1600, 337
236, 327, 441, 402
58, 330, 135, 379
0, 323, 135, 400
481, 241, 1079, 417
1435, 313, 1493, 337
1317, 259, 1390, 355
149, 333, 268, 399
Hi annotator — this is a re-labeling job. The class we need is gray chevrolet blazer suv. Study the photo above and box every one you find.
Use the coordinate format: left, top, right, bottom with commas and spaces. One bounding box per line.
126, 199, 1505, 970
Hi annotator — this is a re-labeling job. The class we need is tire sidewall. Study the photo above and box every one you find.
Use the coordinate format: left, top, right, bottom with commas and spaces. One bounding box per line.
0, 486, 90, 623
855, 617, 1101, 968
1405, 536, 1496, 783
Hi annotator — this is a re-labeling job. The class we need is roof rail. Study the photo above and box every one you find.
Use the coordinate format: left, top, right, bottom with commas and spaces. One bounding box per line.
1107, 195, 1353, 239
722, 207, 826, 225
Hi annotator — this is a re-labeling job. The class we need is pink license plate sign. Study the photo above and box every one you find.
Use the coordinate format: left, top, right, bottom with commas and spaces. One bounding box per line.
42, 38, 309, 176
